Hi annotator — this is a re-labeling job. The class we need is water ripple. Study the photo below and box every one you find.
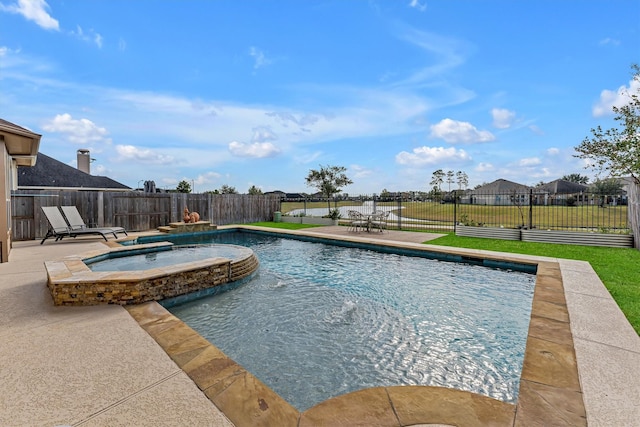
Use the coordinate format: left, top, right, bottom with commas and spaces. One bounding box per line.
169, 232, 534, 411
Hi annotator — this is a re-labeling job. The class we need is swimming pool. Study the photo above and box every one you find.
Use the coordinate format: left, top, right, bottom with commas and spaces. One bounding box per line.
147, 230, 536, 412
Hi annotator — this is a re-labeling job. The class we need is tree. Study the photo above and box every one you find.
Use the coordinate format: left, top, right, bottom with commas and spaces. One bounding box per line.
176, 180, 191, 193
430, 169, 445, 191
575, 64, 640, 247
575, 64, 639, 184
562, 173, 590, 184
428, 185, 442, 202
219, 184, 238, 194
593, 178, 624, 207
446, 170, 455, 192
247, 185, 263, 195
456, 170, 469, 189
305, 165, 353, 211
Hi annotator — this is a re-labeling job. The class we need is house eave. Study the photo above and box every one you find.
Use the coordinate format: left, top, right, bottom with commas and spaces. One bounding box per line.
0, 122, 41, 166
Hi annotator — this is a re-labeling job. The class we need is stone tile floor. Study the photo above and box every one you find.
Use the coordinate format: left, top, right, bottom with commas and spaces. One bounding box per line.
0, 226, 638, 426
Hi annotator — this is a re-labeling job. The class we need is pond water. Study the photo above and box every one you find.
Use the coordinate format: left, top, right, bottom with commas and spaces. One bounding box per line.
287, 201, 400, 220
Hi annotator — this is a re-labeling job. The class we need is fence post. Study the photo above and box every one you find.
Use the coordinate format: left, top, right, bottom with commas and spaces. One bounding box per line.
397, 197, 402, 230
454, 193, 457, 233
529, 189, 533, 229
97, 192, 104, 227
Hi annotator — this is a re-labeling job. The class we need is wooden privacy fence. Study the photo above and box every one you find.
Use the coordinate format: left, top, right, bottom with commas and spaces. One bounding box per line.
11, 190, 281, 241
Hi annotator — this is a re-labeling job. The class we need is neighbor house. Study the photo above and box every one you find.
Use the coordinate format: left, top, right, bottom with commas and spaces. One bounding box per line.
533, 179, 590, 206
467, 179, 531, 205
17, 151, 130, 191
0, 118, 41, 263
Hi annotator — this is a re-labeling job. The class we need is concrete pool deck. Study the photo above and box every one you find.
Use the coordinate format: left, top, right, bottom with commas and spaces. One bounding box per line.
0, 226, 638, 425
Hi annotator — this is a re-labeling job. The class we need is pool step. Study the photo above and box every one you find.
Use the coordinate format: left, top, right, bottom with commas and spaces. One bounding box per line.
158, 221, 218, 234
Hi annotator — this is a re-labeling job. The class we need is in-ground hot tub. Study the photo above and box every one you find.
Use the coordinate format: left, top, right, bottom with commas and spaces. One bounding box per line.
45, 241, 259, 306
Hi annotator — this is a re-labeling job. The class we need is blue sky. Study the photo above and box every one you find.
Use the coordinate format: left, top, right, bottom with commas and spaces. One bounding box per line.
1, 0, 638, 194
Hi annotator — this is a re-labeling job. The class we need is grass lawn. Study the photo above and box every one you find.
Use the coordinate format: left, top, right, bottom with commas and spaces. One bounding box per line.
429, 234, 640, 335
248, 221, 639, 335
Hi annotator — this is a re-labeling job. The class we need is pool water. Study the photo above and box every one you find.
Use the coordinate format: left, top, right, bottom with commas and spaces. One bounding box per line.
87, 244, 251, 272
165, 231, 535, 411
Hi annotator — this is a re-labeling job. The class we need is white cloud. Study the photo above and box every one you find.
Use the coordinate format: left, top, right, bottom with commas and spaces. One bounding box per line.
528, 124, 544, 135
0, 0, 59, 30
518, 157, 541, 167
349, 164, 374, 180
599, 37, 620, 46
408, 0, 427, 12
429, 118, 495, 144
265, 111, 320, 128
535, 167, 553, 178
42, 113, 111, 144
393, 27, 469, 87
115, 144, 175, 164
228, 141, 281, 158
395, 146, 471, 166
546, 147, 560, 155
592, 77, 640, 117
194, 171, 222, 186
294, 151, 323, 164
251, 126, 277, 142
92, 164, 108, 175
475, 162, 494, 172
249, 46, 272, 70
70, 25, 103, 48
491, 108, 516, 129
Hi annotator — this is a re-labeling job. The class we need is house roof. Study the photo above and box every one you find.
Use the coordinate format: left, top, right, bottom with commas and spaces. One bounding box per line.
535, 179, 589, 194
472, 178, 530, 193
17, 152, 130, 190
0, 118, 41, 166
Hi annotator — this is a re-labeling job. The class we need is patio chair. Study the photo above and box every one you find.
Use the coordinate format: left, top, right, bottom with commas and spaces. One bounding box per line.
40, 206, 121, 244
347, 210, 367, 232
61, 206, 128, 238
369, 211, 389, 232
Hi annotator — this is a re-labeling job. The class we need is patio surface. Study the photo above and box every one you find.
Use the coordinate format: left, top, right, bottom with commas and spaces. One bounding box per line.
0, 225, 638, 426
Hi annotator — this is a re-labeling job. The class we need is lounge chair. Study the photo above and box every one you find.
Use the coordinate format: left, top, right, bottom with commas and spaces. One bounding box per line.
40, 206, 122, 244
61, 206, 127, 238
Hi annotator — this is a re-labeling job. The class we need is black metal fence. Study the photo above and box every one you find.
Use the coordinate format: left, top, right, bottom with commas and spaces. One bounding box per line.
281, 189, 630, 233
